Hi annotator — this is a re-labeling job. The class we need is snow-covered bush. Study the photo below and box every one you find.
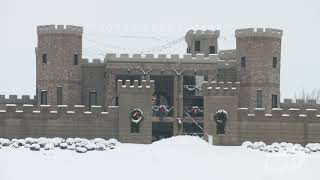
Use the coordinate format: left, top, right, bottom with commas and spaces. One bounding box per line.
0, 138, 11, 146
84, 143, 96, 151
241, 141, 252, 148
30, 144, 40, 151
67, 144, 76, 150
60, 143, 68, 149
75, 147, 87, 153
44, 142, 54, 150
95, 143, 106, 151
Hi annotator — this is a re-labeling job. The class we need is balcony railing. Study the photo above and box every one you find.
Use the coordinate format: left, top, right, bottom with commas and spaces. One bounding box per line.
152, 105, 174, 117
184, 106, 204, 117
184, 85, 202, 96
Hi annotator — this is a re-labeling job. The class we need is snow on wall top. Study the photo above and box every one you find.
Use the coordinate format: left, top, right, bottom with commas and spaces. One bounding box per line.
235, 28, 283, 38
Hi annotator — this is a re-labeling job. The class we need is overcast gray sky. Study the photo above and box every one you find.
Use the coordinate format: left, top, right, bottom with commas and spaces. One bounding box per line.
0, 0, 319, 99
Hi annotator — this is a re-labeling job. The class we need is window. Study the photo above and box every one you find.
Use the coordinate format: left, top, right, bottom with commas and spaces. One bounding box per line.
272, 95, 278, 108
215, 110, 228, 135
195, 41, 200, 51
241, 57, 246, 68
57, 87, 62, 105
40, 90, 47, 105
131, 121, 140, 133
187, 47, 190, 53
273, 57, 277, 68
257, 90, 262, 108
209, 46, 216, 54
74, 54, 78, 65
89, 91, 97, 110
42, 54, 47, 64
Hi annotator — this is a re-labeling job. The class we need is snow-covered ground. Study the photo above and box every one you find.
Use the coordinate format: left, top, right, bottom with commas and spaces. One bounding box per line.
1, 136, 320, 180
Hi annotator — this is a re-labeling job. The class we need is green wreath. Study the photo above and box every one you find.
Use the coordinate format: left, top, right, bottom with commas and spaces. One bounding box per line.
129, 108, 144, 123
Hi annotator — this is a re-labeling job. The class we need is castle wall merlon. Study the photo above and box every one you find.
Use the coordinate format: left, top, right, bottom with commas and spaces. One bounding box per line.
235, 28, 283, 38
185, 29, 220, 42
201, 81, 240, 96
0, 95, 36, 105
37, 24, 83, 35
105, 53, 219, 63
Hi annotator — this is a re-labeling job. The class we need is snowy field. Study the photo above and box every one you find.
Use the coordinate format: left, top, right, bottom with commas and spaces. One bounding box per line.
1, 136, 320, 180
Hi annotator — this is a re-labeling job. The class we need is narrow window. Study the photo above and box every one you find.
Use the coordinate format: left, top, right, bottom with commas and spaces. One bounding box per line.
74, 54, 78, 65
131, 121, 140, 133
195, 41, 200, 51
241, 57, 246, 68
42, 54, 47, 64
187, 47, 191, 53
40, 90, 47, 105
272, 95, 278, 108
209, 46, 216, 54
273, 57, 277, 68
215, 110, 228, 135
57, 87, 63, 105
89, 91, 97, 110
257, 90, 262, 108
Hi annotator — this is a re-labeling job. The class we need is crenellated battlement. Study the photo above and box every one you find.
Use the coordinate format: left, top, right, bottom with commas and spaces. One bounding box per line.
201, 81, 240, 96
238, 107, 320, 120
0, 104, 118, 116
37, 24, 83, 35
218, 49, 236, 60
235, 28, 283, 38
281, 98, 320, 110
117, 80, 155, 91
0, 95, 36, 105
82, 58, 105, 64
105, 53, 219, 63
185, 30, 220, 41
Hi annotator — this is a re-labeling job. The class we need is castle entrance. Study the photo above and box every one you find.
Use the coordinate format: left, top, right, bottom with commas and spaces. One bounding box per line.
152, 122, 173, 142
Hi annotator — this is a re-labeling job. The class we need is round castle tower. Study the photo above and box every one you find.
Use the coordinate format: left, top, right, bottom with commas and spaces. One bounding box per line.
36, 25, 83, 106
185, 30, 220, 57
236, 28, 283, 112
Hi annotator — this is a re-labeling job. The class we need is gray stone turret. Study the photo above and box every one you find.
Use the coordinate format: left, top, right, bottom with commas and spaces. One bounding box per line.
36, 25, 83, 107
236, 28, 283, 112
185, 30, 220, 57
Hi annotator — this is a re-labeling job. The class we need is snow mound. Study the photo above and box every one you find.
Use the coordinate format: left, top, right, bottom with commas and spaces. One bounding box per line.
152, 135, 208, 146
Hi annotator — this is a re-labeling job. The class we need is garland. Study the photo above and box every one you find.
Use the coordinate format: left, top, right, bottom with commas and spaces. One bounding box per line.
152, 105, 174, 113
186, 106, 203, 115
184, 85, 202, 91
129, 108, 144, 123
215, 109, 228, 123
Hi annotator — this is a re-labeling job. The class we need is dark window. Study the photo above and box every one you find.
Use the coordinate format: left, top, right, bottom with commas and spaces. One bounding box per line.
241, 57, 246, 68
209, 46, 216, 54
89, 91, 97, 110
42, 54, 47, 64
187, 47, 190, 53
40, 91, 47, 105
273, 57, 277, 68
195, 41, 200, 51
215, 110, 228, 135
74, 54, 78, 65
57, 87, 63, 105
272, 95, 278, 108
131, 121, 140, 133
257, 90, 262, 108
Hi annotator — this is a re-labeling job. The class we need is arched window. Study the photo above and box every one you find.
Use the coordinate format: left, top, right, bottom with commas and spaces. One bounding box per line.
214, 110, 228, 135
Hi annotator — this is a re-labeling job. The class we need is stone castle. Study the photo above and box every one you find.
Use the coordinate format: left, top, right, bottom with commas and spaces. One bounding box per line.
0, 24, 319, 145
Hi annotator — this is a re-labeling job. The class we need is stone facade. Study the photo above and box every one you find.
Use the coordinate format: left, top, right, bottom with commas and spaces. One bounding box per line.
0, 25, 320, 145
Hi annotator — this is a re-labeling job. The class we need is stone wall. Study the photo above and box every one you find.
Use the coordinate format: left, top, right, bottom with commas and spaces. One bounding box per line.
0, 104, 119, 139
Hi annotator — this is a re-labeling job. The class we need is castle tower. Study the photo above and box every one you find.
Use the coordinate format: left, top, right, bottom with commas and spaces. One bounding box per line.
236, 28, 283, 112
185, 30, 220, 57
35, 25, 83, 106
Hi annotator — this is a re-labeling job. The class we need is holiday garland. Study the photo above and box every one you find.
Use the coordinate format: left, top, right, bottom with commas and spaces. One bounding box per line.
186, 106, 203, 115
152, 105, 174, 113
184, 85, 202, 91
129, 108, 144, 123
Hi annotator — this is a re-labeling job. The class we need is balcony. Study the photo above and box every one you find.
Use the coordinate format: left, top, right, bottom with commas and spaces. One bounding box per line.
152, 105, 174, 117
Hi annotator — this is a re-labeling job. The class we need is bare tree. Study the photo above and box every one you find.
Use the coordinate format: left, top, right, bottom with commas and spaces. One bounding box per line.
294, 88, 320, 103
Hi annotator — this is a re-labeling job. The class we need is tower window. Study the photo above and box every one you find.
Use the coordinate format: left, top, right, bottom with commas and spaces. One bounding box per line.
272, 95, 278, 108
195, 41, 200, 51
74, 54, 78, 65
89, 91, 97, 110
273, 57, 277, 68
241, 57, 246, 68
42, 54, 47, 64
187, 47, 191, 53
131, 121, 140, 133
40, 90, 47, 105
257, 90, 262, 108
209, 46, 216, 54
57, 87, 63, 105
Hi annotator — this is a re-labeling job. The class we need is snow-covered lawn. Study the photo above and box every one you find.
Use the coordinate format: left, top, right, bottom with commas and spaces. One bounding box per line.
1, 136, 320, 180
